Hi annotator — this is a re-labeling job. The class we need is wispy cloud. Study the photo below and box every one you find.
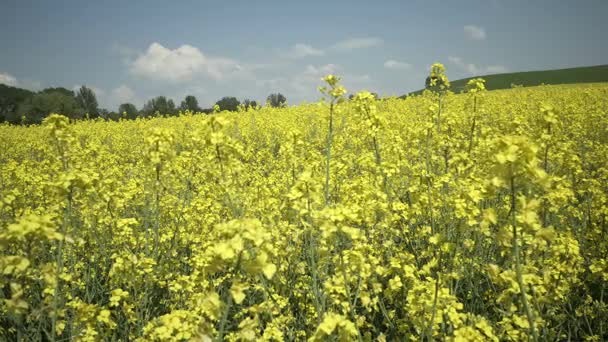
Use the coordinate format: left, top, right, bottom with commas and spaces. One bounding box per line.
332, 37, 384, 51
463, 25, 486, 41
0, 72, 19, 87
110, 85, 136, 105
284, 43, 325, 59
254, 63, 373, 104
302, 64, 339, 77
103, 84, 145, 110
448, 56, 507, 75
0, 72, 42, 91
384, 60, 412, 70
289, 64, 340, 95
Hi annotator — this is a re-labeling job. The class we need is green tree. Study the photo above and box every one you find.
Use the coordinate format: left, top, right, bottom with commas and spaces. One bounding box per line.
0, 84, 35, 123
179, 95, 200, 112
118, 103, 138, 120
142, 96, 176, 116
215, 96, 240, 112
40, 87, 76, 97
97, 108, 109, 119
167, 99, 176, 115
75, 86, 99, 118
266, 93, 286, 108
15, 91, 81, 123
242, 99, 258, 110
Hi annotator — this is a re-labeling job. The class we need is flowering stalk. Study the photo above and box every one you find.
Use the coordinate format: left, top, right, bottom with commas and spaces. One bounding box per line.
465, 78, 486, 155
510, 177, 539, 342
319, 75, 346, 206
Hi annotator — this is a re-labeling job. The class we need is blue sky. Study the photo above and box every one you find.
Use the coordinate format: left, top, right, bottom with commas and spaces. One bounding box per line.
1, 0, 607, 110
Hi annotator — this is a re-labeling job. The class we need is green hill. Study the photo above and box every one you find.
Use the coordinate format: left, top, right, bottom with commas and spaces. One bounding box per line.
405, 64, 608, 97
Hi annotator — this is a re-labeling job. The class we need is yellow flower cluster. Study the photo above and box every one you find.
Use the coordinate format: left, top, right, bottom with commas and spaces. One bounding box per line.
1, 70, 608, 341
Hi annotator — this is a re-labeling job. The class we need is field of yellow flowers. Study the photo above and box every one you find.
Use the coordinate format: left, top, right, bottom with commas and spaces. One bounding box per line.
1, 70, 608, 341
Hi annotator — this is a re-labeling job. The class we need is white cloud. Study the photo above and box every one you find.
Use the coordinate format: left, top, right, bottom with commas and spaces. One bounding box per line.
0, 73, 42, 90
131, 43, 205, 82
384, 60, 412, 70
448, 56, 507, 75
303, 64, 339, 77
91, 84, 141, 111
286, 43, 325, 58
463, 25, 486, 41
111, 85, 137, 105
0, 72, 18, 87
332, 37, 384, 51
130, 42, 243, 82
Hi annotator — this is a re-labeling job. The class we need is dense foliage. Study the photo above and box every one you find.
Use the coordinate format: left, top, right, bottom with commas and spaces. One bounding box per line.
266, 93, 287, 108
1, 70, 607, 341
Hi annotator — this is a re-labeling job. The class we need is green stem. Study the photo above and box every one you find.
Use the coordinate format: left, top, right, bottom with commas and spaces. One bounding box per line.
324, 101, 334, 205
424, 254, 441, 341
467, 96, 477, 155
339, 251, 363, 342
306, 229, 325, 324
510, 176, 539, 342
51, 190, 71, 341
216, 288, 233, 342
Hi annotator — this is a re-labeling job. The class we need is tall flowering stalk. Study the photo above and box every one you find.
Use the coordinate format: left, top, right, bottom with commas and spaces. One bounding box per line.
465, 78, 486, 155
319, 75, 347, 206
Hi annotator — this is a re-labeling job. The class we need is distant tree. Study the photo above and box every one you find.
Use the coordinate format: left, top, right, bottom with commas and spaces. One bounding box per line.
143, 96, 176, 116
167, 99, 176, 115
0, 84, 35, 123
242, 99, 258, 110
142, 99, 155, 117
179, 95, 200, 112
96, 108, 110, 119
118, 103, 138, 119
75, 86, 99, 118
15, 91, 80, 123
215, 96, 240, 112
266, 93, 286, 108
103, 111, 119, 121
40, 87, 76, 98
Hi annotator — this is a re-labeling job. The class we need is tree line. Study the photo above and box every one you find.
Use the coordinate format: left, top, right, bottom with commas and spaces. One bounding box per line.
0, 70, 456, 125
0, 83, 290, 125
